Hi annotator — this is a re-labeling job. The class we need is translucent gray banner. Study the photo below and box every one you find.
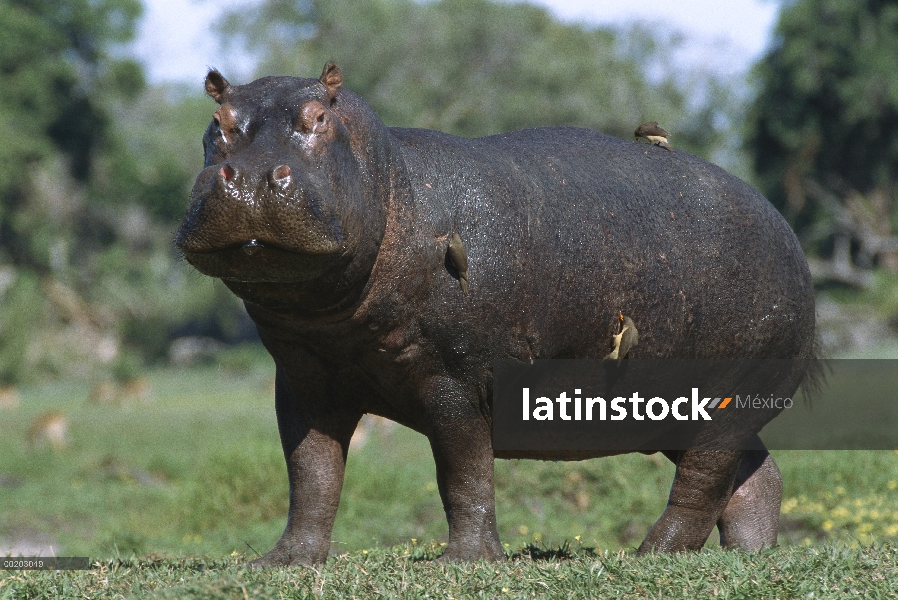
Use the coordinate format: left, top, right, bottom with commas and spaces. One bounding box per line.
492, 359, 898, 452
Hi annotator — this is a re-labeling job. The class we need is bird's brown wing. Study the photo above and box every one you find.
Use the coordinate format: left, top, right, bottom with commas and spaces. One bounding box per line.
447, 232, 469, 294
448, 232, 468, 272
636, 122, 669, 138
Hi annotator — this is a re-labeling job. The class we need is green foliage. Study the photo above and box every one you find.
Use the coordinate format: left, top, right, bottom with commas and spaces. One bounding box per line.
105, 87, 212, 223
0, 0, 148, 383
0, 271, 45, 382
0, 1, 254, 384
0, 0, 143, 195
218, 0, 737, 157
746, 0, 898, 233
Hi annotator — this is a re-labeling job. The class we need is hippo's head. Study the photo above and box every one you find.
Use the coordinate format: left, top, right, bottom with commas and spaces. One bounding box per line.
176, 63, 392, 312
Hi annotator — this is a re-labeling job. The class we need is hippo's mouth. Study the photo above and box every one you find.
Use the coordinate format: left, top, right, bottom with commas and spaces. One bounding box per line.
181, 239, 344, 283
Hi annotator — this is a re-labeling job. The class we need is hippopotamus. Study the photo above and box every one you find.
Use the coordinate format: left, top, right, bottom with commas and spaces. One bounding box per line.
175, 63, 816, 566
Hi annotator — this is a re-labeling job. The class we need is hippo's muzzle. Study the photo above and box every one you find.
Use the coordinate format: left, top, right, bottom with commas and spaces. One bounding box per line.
180, 239, 345, 284
176, 157, 346, 283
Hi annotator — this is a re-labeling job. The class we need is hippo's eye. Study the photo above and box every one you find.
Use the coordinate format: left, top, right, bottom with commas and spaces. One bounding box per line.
297, 101, 329, 135
212, 104, 241, 145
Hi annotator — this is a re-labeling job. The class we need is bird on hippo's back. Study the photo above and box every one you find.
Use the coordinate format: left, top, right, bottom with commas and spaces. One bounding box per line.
634, 121, 673, 152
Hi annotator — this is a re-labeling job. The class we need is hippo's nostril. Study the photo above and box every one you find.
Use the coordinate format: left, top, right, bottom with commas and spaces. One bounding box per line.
220, 165, 236, 182
242, 239, 262, 256
269, 165, 292, 188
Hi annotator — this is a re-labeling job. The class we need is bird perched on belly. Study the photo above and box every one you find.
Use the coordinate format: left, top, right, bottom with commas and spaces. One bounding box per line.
634, 121, 673, 152
604, 312, 639, 364
447, 232, 469, 294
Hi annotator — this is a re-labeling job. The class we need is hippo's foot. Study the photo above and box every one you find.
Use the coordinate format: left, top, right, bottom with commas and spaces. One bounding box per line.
423, 376, 506, 563
639, 448, 781, 554
247, 540, 327, 568
436, 539, 506, 562
637, 450, 741, 554
636, 505, 718, 554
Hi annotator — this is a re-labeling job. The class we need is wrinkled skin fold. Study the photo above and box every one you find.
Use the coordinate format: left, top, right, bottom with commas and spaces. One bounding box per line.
176, 63, 815, 566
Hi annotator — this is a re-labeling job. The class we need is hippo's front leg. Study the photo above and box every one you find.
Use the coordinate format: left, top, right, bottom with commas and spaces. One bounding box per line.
423, 376, 505, 561
638, 450, 741, 553
251, 366, 360, 567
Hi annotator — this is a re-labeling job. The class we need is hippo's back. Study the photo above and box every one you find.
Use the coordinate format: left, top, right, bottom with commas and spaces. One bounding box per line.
391, 126, 815, 362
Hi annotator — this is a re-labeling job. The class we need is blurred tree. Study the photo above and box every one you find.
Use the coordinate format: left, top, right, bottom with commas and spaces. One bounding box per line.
217, 0, 735, 157
0, 0, 145, 383
0, 0, 252, 384
0, 0, 143, 206
746, 0, 898, 281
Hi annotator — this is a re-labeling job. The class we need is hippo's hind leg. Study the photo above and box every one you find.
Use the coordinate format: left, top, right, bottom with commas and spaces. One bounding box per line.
716, 442, 781, 550
646, 444, 781, 553
638, 450, 740, 553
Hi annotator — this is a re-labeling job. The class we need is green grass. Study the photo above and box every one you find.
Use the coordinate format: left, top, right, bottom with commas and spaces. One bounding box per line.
3, 353, 898, 597
0, 358, 677, 558
3, 545, 897, 599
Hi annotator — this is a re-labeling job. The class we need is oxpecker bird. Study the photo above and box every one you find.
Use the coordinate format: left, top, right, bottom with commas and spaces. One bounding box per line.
447, 232, 469, 294
604, 312, 639, 364
634, 121, 673, 152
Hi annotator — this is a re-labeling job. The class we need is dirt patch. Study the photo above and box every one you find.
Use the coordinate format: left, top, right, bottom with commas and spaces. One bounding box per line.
0, 530, 60, 557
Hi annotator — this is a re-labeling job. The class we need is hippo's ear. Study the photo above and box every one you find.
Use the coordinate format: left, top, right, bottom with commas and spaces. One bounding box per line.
205, 69, 231, 104
319, 62, 343, 102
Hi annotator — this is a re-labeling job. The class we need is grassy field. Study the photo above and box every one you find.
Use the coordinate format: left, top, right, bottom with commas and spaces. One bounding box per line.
2, 349, 898, 597
3, 545, 897, 598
